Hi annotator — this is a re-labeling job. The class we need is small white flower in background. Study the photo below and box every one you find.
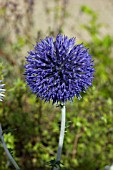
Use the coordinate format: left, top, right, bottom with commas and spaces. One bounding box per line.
0, 80, 5, 102
105, 164, 113, 170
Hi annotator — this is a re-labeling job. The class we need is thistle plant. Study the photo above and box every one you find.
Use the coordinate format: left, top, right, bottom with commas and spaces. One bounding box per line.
25, 34, 94, 169
0, 80, 21, 170
0, 80, 5, 102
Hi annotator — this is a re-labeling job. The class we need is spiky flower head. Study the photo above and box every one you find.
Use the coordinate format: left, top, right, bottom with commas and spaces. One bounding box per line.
0, 80, 5, 102
25, 34, 94, 104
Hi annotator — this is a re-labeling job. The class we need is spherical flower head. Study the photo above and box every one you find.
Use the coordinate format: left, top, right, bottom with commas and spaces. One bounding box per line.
25, 34, 94, 104
0, 80, 5, 102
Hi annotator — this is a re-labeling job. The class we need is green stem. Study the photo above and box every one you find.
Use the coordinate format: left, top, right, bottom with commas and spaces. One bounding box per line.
54, 105, 66, 170
0, 123, 21, 170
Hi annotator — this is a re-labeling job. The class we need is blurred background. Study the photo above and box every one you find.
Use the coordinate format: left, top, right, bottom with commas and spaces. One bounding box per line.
0, 0, 113, 170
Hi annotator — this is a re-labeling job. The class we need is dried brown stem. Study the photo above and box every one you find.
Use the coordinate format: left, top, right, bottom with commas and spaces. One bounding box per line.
72, 132, 82, 159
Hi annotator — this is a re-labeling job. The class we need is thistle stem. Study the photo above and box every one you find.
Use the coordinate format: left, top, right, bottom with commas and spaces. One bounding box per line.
54, 105, 66, 170
0, 123, 21, 170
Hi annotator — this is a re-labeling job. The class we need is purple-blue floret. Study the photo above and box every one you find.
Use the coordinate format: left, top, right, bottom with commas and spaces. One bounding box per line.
25, 34, 94, 104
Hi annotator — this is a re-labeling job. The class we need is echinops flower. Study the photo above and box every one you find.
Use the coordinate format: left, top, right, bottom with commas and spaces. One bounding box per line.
0, 80, 5, 102
25, 34, 94, 104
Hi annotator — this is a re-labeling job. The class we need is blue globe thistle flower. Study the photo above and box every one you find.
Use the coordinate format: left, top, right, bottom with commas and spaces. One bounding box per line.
25, 34, 94, 104
0, 80, 5, 102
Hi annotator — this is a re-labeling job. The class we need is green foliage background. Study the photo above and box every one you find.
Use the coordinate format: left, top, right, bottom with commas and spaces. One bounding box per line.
0, 1, 113, 170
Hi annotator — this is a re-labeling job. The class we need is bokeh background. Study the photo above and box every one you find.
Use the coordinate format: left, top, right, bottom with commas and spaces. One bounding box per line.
0, 0, 113, 170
